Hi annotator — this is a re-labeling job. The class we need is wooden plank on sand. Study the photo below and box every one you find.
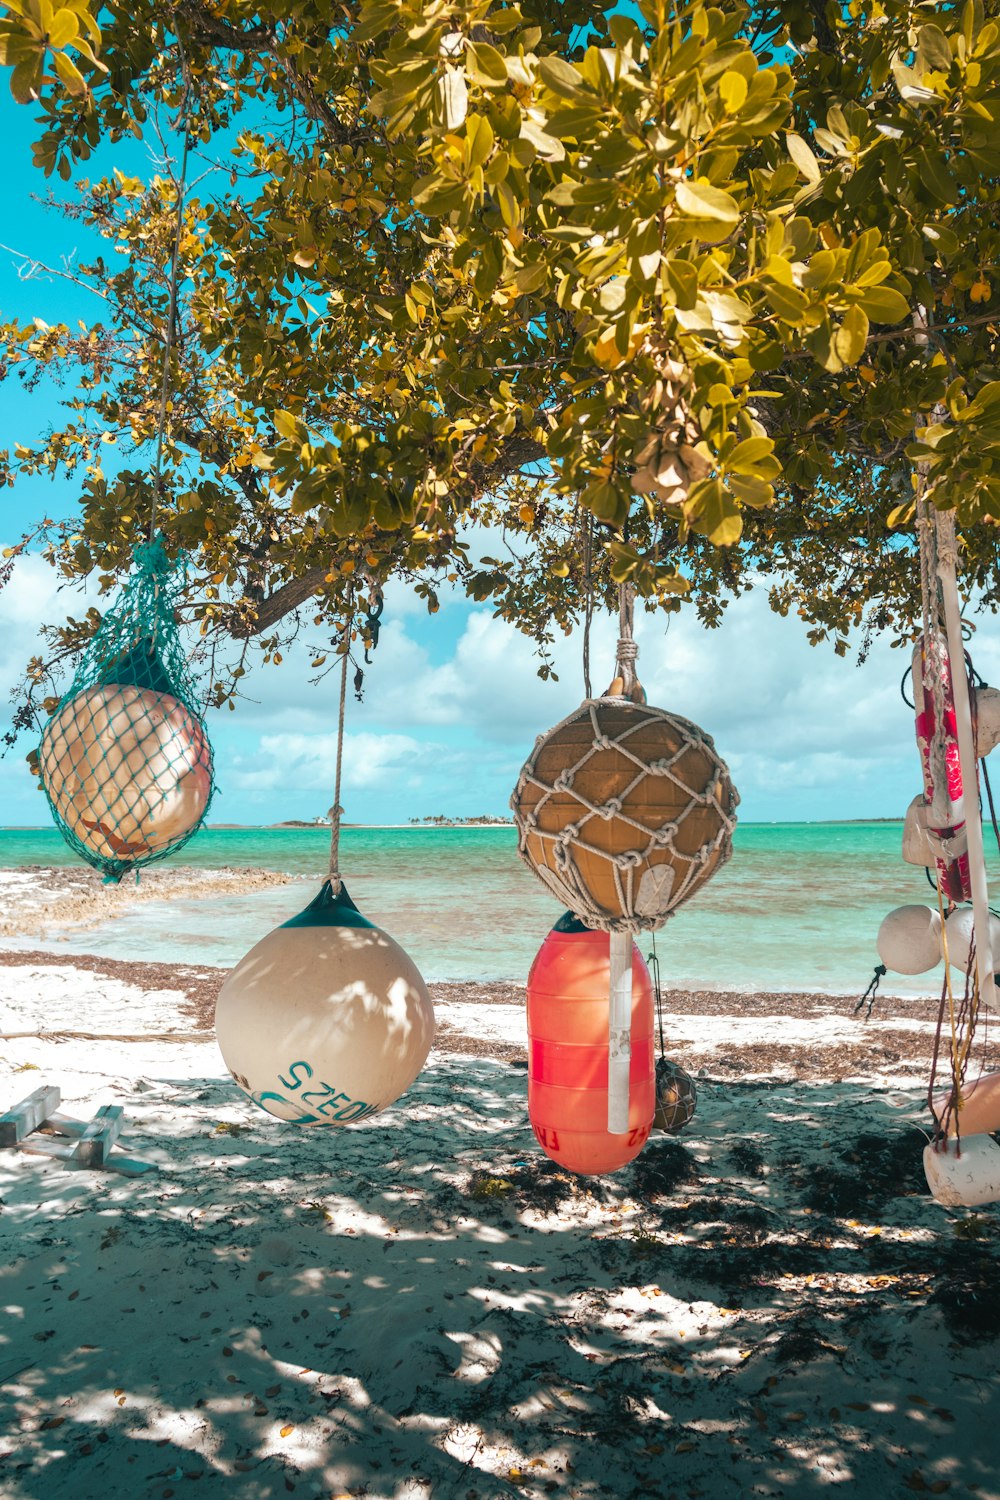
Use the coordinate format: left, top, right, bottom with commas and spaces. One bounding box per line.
73, 1105, 124, 1167
0, 1085, 61, 1146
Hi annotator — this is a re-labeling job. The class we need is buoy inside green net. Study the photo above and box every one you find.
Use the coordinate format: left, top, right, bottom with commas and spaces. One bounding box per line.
38, 539, 215, 881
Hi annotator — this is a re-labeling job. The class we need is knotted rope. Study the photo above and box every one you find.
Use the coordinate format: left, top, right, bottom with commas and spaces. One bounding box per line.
511, 704, 738, 934
150, 39, 193, 546
615, 583, 640, 699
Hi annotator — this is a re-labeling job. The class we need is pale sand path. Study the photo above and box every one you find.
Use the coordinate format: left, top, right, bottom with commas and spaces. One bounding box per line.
1, 951, 999, 1499
0, 865, 290, 941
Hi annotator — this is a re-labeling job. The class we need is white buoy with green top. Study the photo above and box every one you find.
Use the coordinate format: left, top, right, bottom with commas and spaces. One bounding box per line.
214, 603, 435, 1126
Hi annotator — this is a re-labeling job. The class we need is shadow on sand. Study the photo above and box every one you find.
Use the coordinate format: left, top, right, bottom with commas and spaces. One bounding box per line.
1, 1057, 999, 1498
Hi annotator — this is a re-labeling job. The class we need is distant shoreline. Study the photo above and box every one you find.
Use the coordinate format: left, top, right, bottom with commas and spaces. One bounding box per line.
0, 818, 909, 832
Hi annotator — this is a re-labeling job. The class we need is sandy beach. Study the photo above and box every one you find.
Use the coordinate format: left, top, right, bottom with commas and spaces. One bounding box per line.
2, 880, 1000, 1499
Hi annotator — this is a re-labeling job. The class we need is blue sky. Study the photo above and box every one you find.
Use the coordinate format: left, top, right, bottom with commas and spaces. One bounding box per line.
1, 88, 991, 830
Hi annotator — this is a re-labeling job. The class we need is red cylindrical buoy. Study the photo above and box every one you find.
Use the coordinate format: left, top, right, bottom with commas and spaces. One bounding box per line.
527, 912, 655, 1175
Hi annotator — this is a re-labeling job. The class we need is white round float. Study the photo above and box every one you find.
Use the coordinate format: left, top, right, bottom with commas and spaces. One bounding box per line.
942, 906, 1000, 973
924, 1133, 1000, 1208
39, 682, 211, 863
215, 881, 436, 1126
876, 904, 942, 975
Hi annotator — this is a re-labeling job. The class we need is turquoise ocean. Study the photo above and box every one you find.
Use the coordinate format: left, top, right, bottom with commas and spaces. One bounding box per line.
3, 822, 995, 996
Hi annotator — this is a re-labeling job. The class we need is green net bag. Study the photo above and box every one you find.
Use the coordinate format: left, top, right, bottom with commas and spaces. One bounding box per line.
37, 538, 215, 882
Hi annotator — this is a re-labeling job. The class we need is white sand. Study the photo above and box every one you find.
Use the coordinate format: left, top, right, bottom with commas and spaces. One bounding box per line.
0, 865, 290, 941
2, 955, 1000, 1499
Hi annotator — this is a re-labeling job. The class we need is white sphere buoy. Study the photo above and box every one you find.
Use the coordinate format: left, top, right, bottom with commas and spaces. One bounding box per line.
215, 881, 435, 1125
876, 904, 942, 975
924, 1134, 1000, 1208
942, 907, 1000, 972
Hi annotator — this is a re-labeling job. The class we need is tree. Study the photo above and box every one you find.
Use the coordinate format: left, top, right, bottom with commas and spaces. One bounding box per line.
3, 0, 1000, 727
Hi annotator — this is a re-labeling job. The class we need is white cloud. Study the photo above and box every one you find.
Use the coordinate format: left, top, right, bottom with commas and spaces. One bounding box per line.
227, 729, 447, 801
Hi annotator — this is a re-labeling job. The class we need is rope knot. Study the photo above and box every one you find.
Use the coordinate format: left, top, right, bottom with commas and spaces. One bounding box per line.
598, 797, 623, 820
593, 734, 614, 751
648, 757, 675, 775
616, 638, 639, 664
616, 849, 645, 869
553, 768, 576, 792
651, 824, 679, 846
553, 828, 581, 861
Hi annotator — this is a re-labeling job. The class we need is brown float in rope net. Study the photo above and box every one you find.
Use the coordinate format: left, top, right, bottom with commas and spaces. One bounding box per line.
653, 1056, 697, 1133
510, 589, 739, 932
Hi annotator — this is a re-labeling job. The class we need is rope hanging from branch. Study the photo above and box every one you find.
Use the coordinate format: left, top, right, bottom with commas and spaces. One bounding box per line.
150, 43, 193, 543
327, 606, 353, 893
612, 582, 641, 700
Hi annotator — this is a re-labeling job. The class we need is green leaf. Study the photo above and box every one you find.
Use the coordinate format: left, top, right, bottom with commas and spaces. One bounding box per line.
581, 478, 627, 526
519, 118, 564, 161
728, 473, 774, 509
835, 303, 869, 365
727, 436, 775, 474
688, 477, 743, 547
52, 48, 86, 95
468, 113, 494, 167
807, 321, 843, 373
764, 281, 809, 323
915, 147, 957, 205
436, 71, 467, 131
47, 8, 79, 47
857, 285, 911, 324
273, 409, 302, 440
922, 223, 960, 257
466, 41, 508, 90
664, 259, 698, 309
786, 132, 820, 183
9, 54, 43, 103
538, 55, 587, 100
917, 23, 954, 73
675, 179, 740, 223
719, 70, 747, 113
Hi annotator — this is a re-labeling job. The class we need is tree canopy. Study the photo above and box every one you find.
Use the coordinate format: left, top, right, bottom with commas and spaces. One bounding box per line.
3, 0, 1000, 718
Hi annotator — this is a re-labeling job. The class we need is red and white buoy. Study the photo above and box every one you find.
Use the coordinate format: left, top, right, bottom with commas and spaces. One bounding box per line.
526, 914, 655, 1175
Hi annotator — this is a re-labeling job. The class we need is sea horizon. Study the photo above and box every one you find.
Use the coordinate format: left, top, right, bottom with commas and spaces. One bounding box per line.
0, 816, 910, 831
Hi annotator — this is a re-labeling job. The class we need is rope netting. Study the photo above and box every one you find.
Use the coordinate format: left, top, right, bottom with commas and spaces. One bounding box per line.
512, 698, 737, 931
511, 586, 738, 933
38, 539, 214, 882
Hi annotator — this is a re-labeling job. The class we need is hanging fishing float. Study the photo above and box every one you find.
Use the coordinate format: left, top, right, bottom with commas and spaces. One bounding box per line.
511, 584, 737, 1173
215, 607, 435, 1126
36, 96, 214, 884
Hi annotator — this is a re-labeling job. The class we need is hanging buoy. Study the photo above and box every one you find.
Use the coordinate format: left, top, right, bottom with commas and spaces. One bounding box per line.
40, 684, 211, 866
526, 913, 654, 1175
511, 585, 736, 1142
924, 1133, 1000, 1207
511, 698, 738, 929
215, 881, 435, 1125
876, 904, 942, 974
942, 907, 1000, 972
912, 635, 973, 903
36, 540, 215, 880
653, 1056, 697, 1133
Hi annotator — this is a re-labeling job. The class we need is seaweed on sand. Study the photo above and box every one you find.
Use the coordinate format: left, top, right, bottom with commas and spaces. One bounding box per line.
792, 1128, 929, 1218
